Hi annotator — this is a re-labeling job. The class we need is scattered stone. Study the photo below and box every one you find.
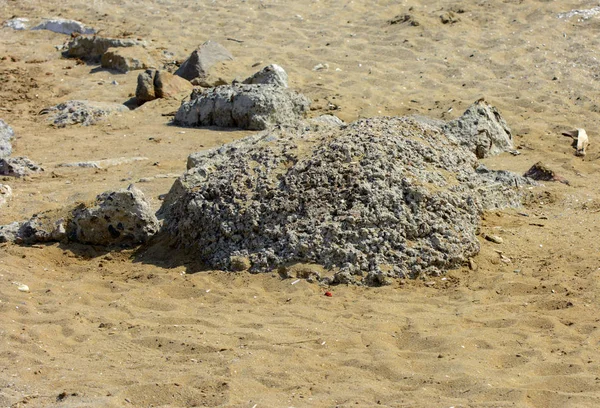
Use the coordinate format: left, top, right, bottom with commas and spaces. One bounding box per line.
0, 119, 14, 159
483, 234, 503, 244
161, 116, 533, 282
65, 35, 146, 61
174, 40, 233, 81
0, 184, 12, 208
40, 100, 129, 127
388, 14, 420, 26
524, 162, 570, 185
101, 47, 156, 73
440, 11, 460, 24
0, 157, 44, 177
136, 70, 193, 103
32, 18, 95, 35
4, 18, 29, 30
68, 185, 159, 246
312, 63, 329, 71
562, 128, 589, 157
174, 83, 310, 130
443, 99, 514, 158
57, 157, 148, 169
243, 64, 288, 88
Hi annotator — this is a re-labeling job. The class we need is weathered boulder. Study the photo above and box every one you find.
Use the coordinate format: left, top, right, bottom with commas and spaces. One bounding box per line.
68, 185, 159, 246
32, 18, 95, 35
136, 70, 193, 103
65, 36, 146, 61
160, 116, 533, 283
101, 47, 156, 73
0, 184, 11, 208
174, 84, 310, 130
175, 41, 233, 81
4, 18, 29, 30
40, 100, 129, 127
243, 64, 288, 87
443, 99, 514, 158
0, 185, 159, 247
0, 119, 14, 159
0, 157, 44, 177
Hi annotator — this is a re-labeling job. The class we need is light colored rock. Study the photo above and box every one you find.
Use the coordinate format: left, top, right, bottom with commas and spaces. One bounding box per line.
40, 100, 129, 127
4, 18, 29, 30
0, 222, 21, 243
69, 185, 159, 246
243, 64, 288, 87
101, 47, 156, 73
0, 119, 14, 159
66, 36, 146, 60
32, 18, 95, 35
0, 157, 44, 177
136, 70, 193, 103
57, 157, 148, 169
174, 40, 233, 81
443, 99, 514, 158
174, 83, 310, 130
0, 184, 12, 208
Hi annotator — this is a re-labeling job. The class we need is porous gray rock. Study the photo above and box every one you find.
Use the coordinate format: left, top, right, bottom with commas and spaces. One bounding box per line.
0, 185, 158, 247
160, 116, 534, 283
32, 18, 95, 35
68, 185, 159, 246
101, 47, 156, 73
0, 119, 14, 159
136, 70, 193, 103
174, 40, 233, 81
41, 100, 129, 127
174, 84, 310, 130
65, 36, 146, 60
0, 157, 44, 177
243, 64, 288, 87
443, 99, 514, 158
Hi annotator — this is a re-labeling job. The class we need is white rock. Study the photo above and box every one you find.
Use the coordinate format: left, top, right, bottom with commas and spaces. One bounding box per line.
32, 18, 95, 35
4, 18, 29, 30
0, 184, 12, 208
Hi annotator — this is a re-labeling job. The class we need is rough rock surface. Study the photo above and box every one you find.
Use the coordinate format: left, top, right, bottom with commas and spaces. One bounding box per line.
0, 184, 12, 208
524, 161, 570, 185
32, 18, 95, 35
0, 185, 158, 247
0, 157, 44, 177
443, 99, 514, 158
65, 36, 146, 60
4, 18, 29, 30
101, 47, 156, 73
160, 116, 534, 283
0, 119, 14, 159
174, 40, 233, 81
174, 84, 310, 130
41, 100, 129, 127
243, 64, 289, 87
136, 70, 193, 103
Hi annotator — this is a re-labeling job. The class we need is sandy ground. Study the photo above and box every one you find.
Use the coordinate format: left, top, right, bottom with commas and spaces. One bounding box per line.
2, 0, 600, 406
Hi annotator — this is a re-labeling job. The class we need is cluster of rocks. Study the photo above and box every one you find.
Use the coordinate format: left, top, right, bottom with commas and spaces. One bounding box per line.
159, 101, 534, 284
0, 185, 158, 247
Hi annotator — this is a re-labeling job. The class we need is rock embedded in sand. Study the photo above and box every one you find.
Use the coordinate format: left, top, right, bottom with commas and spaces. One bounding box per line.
0, 157, 44, 177
443, 99, 514, 158
32, 18, 95, 35
65, 36, 146, 61
0, 119, 14, 159
0, 184, 12, 208
100, 47, 156, 73
160, 116, 534, 283
136, 70, 193, 103
4, 18, 29, 30
174, 83, 310, 130
243, 64, 289, 87
174, 40, 233, 81
41, 100, 129, 127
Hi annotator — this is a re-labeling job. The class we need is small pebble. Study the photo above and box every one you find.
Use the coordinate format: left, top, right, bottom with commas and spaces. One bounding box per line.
484, 234, 503, 244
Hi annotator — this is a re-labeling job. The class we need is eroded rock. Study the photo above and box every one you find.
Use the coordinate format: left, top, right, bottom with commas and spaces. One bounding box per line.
41, 100, 129, 127
0, 157, 44, 177
101, 47, 156, 73
175, 40, 233, 81
243, 64, 288, 87
136, 70, 193, 103
32, 18, 95, 35
65, 36, 146, 60
174, 84, 310, 130
4, 18, 29, 30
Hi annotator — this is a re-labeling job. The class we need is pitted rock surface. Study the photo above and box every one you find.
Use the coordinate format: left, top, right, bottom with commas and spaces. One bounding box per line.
0, 119, 14, 159
160, 116, 533, 283
41, 100, 129, 127
174, 84, 310, 130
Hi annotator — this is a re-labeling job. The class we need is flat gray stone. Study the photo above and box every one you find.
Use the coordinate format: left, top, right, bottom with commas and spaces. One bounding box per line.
32, 18, 95, 35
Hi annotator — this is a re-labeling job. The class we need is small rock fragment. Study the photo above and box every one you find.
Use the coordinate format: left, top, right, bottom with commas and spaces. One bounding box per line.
440, 11, 460, 24
483, 234, 503, 244
101, 47, 156, 73
4, 18, 29, 30
243, 64, 288, 88
524, 162, 570, 185
388, 14, 420, 26
65, 36, 146, 61
40, 100, 129, 127
32, 18, 95, 35
0, 157, 43, 177
174, 40, 233, 81
0, 184, 12, 207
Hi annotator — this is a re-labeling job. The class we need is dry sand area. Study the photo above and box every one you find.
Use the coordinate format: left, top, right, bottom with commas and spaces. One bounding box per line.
2, 0, 600, 406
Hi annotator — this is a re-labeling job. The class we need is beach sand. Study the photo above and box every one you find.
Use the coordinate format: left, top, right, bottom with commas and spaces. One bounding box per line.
2, 0, 600, 406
